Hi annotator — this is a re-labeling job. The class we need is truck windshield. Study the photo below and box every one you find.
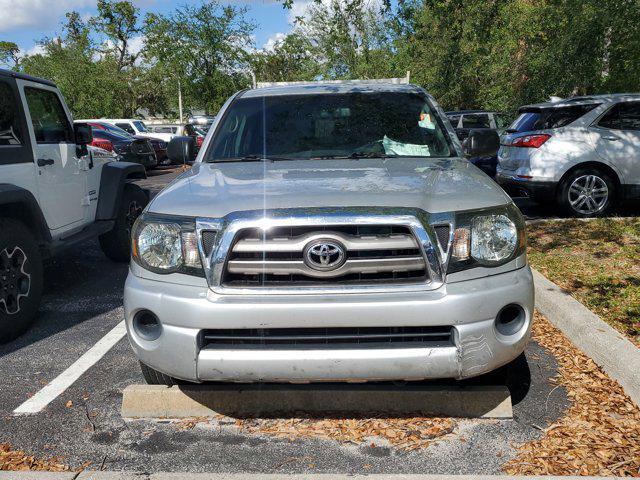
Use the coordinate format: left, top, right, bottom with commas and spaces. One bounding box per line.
206, 92, 453, 161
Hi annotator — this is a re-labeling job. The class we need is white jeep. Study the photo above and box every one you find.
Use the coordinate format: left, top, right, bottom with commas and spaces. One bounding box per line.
0, 69, 148, 342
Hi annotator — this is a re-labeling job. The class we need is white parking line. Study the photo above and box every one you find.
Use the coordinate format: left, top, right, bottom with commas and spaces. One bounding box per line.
13, 320, 127, 414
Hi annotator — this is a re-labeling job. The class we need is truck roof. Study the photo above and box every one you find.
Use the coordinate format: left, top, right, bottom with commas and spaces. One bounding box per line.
241, 81, 424, 98
521, 93, 640, 110
0, 68, 57, 88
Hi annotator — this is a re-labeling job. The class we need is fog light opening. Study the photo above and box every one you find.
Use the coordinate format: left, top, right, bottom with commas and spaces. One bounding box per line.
133, 310, 162, 341
495, 304, 526, 336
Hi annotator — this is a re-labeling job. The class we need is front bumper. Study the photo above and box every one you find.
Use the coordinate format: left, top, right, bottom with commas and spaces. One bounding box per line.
124, 266, 534, 383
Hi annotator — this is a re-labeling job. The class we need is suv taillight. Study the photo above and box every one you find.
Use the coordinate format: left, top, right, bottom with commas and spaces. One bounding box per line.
92, 139, 114, 152
511, 134, 551, 148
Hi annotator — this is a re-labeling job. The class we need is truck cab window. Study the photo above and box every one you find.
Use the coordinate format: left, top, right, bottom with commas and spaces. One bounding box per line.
461, 114, 490, 128
24, 87, 72, 144
116, 123, 136, 134
0, 81, 22, 145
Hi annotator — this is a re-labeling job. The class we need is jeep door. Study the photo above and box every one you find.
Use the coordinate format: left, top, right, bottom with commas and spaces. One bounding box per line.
18, 80, 86, 232
592, 101, 640, 185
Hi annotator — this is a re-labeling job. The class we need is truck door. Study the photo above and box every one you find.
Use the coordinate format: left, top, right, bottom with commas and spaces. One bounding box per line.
18, 81, 86, 232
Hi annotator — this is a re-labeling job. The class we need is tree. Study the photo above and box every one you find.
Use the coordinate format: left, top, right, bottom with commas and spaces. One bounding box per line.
143, 1, 255, 114
250, 32, 320, 83
92, 0, 142, 71
0, 41, 20, 68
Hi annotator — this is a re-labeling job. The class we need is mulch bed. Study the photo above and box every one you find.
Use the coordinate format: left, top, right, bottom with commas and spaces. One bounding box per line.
503, 312, 640, 477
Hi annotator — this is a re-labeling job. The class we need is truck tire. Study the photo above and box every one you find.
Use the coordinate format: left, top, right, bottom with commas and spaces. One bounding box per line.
0, 219, 43, 343
99, 184, 148, 262
139, 362, 177, 386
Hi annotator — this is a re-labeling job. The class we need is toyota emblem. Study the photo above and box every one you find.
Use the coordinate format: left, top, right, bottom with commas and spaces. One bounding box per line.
303, 239, 346, 271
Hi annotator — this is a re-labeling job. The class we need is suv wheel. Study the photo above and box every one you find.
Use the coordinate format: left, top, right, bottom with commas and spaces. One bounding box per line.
99, 184, 149, 262
559, 168, 615, 217
0, 219, 43, 343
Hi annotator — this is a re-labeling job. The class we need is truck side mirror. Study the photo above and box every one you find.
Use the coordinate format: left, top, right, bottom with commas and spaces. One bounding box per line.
464, 128, 500, 157
167, 136, 197, 165
74, 123, 93, 145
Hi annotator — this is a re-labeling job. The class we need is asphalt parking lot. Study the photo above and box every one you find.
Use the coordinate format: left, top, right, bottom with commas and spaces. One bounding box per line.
0, 166, 634, 474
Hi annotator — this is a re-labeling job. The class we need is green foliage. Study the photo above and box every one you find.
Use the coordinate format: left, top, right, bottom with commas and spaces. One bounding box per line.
143, 1, 255, 114
0, 41, 20, 68
9, 0, 640, 118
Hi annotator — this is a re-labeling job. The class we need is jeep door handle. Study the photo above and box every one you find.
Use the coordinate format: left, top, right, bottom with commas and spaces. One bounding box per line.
37, 158, 55, 167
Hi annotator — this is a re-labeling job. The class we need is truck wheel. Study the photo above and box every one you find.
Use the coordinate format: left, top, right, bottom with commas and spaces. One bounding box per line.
99, 184, 148, 262
0, 219, 43, 343
139, 362, 177, 386
558, 168, 616, 217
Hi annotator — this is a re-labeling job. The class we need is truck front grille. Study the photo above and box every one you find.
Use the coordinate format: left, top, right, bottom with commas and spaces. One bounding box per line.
221, 225, 429, 287
200, 326, 453, 349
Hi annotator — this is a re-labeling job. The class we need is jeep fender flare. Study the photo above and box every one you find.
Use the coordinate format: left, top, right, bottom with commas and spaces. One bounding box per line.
0, 184, 51, 244
96, 162, 147, 221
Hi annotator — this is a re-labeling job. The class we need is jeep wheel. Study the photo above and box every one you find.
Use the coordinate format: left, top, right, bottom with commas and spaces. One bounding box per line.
99, 184, 149, 262
558, 168, 615, 217
0, 219, 43, 344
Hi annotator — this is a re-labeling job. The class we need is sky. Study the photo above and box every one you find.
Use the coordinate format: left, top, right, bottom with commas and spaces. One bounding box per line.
0, 0, 309, 56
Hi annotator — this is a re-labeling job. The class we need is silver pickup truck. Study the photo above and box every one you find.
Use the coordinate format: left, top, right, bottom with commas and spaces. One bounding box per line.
124, 81, 534, 385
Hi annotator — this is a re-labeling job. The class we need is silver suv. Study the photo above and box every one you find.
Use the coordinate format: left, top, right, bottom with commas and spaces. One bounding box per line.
497, 94, 640, 217
124, 81, 534, 385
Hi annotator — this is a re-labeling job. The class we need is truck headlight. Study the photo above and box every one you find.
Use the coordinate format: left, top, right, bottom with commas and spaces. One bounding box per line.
471, 214, 518, 262
132, 214, 204, 276
448, 203, 526, 273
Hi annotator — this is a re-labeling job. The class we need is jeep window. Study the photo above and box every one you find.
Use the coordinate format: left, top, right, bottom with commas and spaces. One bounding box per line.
461, 114, 490, 128
206, 92, 453, 161
24, 87, 73, 144
509, 104, 599, 133
598, 101, 640, 131
0, 80, 22, 146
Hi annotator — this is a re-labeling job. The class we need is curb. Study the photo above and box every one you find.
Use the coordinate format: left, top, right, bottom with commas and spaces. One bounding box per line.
0, 473, 621, 479
532, 268, 640, 405
121, 384, 512, 419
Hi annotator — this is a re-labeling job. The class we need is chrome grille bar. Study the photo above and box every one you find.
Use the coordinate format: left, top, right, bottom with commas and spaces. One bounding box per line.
233, 232, 417, 253
227, 256, 426, 278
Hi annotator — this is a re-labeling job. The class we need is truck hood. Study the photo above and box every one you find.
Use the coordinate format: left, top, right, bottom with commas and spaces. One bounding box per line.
148, 157, 511, 218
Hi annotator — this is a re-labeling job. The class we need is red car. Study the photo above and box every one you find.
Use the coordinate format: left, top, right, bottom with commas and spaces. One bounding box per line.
87, 122, 168, 164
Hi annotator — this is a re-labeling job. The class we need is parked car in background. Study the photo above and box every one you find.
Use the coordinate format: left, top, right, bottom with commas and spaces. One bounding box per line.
86, 121, 168, 165
497, 94, 640, 217
87, 126, 158, 170
446, 111, 511, 177
149, 123, 204, 152
125, 80, 533, 386
187, 114, 216, 131
80, 118, 174, 144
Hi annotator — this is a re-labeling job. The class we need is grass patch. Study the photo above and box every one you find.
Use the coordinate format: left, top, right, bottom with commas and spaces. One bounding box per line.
527, 218, 640, 346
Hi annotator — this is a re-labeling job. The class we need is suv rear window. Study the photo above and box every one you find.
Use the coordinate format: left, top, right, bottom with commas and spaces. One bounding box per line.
509, 104, 599, 133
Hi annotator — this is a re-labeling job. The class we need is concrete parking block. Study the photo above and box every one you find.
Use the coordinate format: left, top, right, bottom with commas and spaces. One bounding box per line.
121, 384, 512, 419
533, 268, 640, 405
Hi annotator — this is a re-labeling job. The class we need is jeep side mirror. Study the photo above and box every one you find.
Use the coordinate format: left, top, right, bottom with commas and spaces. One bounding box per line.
464, 128, 500, 157
167, 136, 197, 165
74, 123, 93, 145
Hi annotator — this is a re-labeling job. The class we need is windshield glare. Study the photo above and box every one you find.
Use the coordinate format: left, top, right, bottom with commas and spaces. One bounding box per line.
206, 92, 453, 161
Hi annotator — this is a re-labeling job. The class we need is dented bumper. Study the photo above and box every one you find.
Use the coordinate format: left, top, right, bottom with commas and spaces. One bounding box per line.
124, 266, 534, 382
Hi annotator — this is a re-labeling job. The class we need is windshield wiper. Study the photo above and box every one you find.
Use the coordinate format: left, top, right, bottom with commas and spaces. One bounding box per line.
213, 154, 292, 163
311, 152, 398, 160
